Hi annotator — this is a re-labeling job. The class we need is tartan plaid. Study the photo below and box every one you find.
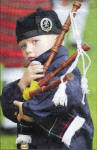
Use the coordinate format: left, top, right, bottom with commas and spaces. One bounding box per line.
40, 113, 76, 142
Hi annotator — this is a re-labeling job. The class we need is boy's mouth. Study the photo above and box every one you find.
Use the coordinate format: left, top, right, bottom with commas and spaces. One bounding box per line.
28, 57, 35, 62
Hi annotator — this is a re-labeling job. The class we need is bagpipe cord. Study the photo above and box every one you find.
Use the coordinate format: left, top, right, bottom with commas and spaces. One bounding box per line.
52, 11, 91, 106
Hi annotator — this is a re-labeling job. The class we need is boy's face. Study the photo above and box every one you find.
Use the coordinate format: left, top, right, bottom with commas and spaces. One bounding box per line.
19, 34, 58, 63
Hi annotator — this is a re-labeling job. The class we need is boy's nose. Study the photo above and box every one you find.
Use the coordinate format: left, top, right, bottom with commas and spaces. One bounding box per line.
25, 43, 34, 54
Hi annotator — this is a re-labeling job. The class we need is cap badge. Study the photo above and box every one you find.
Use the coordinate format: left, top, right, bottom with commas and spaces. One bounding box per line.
40, 18, 52, 32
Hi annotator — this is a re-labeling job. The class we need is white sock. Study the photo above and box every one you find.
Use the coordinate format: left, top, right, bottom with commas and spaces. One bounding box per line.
1, 117, 17, 129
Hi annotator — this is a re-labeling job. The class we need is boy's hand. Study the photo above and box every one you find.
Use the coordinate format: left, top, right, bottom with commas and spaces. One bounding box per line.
18, 61, 44, 90
13, 100, 33, 122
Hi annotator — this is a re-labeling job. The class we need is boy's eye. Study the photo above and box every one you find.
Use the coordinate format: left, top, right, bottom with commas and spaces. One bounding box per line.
20, 44, 27, 49
33, 40, 39, 43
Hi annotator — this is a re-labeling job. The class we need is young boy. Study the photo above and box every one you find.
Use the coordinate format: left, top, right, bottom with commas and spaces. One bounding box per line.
1, 8, 93, 150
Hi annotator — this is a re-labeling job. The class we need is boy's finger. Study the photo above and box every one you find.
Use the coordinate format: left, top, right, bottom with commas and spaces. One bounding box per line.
13, 100, 19, 107
17, 114, 22, 122
32, 74, 45, 80
32, 69, 44, 73
30, 61, 41, 66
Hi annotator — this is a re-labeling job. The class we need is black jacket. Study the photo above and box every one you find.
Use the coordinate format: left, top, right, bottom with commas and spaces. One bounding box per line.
1, 46, 94, 150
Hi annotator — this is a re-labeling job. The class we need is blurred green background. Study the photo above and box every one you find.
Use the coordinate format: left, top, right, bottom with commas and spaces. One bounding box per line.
0, 0, 97, 149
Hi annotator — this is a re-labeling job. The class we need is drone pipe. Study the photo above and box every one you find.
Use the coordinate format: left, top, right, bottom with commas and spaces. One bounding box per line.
29, 73, 74, 97
39, 43, 90, 87
43, 0, 81, 74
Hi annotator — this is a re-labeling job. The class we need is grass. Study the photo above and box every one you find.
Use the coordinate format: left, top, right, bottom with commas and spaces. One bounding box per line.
0, 0, 97, 149
0, 135, 16, 150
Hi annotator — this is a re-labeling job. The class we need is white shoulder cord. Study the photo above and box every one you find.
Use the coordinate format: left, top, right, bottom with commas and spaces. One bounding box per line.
52, 12, 91, 106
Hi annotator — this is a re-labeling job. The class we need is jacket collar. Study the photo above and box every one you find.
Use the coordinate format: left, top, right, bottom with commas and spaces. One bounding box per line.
35, 45, 67, 65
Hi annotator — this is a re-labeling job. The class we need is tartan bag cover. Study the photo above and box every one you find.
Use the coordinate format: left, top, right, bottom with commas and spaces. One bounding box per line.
40, 113, 85, 147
